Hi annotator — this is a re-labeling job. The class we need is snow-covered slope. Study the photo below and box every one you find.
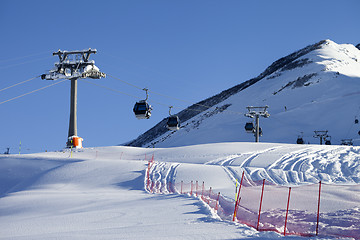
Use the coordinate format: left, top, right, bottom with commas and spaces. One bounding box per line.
127, 40, 360, 147
0, 143, 359, 239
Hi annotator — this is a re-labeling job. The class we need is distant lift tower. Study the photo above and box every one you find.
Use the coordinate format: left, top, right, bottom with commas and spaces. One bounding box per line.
42, 49, 106, 148
313, 130, 328, 145
244, 106, 270, 142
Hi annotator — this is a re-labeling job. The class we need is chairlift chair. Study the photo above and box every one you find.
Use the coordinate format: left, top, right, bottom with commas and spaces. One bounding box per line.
166, 106, 180, 131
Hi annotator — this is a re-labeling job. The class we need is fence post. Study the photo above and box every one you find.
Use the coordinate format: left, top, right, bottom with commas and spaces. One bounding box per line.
190, 181, 193, 195
316, 181, 322, 236
215, 192, 220, 211
233, 171, 245, 221
181, 180, 183, 194
196, 180, 198, 196
202, 181, 205, 198
256, 179, 265, 231
284, 187, 291, 236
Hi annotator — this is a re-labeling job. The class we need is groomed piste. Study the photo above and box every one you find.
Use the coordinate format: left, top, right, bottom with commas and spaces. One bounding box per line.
0, 142, 359, 239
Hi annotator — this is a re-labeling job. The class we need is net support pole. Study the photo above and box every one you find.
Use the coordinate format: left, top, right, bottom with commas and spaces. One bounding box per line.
196, 180, 198, 196
233, 171, 245, 221
215, 192, 220, 211
190, 181, 193, 195
256, 179, 265, 231
316, 181, 322, 236
181, 181, 183, 194
201, 181, 204, 198
284, 187, 291, 236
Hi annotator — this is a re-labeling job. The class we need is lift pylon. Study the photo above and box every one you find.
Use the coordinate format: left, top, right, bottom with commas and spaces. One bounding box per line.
244, 106, 270, 142
42, 49, 106, 148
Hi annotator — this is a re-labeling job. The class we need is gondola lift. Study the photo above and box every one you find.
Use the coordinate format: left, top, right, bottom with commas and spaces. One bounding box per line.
166, 106, 180, 131
133, 88, 152, 119
325, 136, 331, 145
296, 132, 304, 144
297, 137, 304, 144
244, 122, 255, 133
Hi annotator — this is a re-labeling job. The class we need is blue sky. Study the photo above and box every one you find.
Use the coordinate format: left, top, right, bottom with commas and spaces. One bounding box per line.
0, 0, 359, 153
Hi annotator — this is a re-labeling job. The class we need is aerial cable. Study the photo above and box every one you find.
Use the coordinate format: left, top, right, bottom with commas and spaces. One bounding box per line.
0, 50, 53, 64
0, 56, 53, 70
107, 73, 144, 90
0, 76, 39, 93
0, 79, 67, 105
80, 79, 199, 111
106, 72, 244, 115
80, 79, 141, 99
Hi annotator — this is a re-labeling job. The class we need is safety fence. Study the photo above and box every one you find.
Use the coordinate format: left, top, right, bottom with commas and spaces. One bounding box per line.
145, 159, 360, 239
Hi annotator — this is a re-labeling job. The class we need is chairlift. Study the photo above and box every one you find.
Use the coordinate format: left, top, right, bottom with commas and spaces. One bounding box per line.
244, 122, 255, 133
259, 127, 263, 136
133, 88, 152, 119
166, 106, 180, 131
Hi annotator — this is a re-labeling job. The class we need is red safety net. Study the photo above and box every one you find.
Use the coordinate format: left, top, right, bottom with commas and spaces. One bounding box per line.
146, 167, 360, 239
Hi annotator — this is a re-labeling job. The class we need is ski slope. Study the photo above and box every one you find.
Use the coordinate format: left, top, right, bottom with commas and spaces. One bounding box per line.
0, 142, 359, 239
129, 40, 360, 148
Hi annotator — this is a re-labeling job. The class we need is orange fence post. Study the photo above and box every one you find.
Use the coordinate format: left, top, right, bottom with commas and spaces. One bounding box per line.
284, 187, 291, 236
233, 171, 245, 221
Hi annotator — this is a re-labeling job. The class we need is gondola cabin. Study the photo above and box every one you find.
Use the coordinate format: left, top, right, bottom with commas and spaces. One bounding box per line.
167, 116, 180, 131
296, 137, 304, 144
133, 100, 152, 119
244, 122, 254, 133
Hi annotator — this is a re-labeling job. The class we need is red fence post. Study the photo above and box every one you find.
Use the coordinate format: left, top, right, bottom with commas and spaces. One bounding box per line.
233, 171, 245, 221
196, 180, 198, 196
190, 181, 193, 195
256, 179, 265, 231
316, 181, 322, 236
181, 180, 183, 194
284, 187, 291, 236
201, 181, 205, 198
215, 192, 220, 211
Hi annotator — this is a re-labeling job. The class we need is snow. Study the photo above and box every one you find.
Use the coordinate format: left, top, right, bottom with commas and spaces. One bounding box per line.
141, 40, 360, 148
0, 143, 359, 239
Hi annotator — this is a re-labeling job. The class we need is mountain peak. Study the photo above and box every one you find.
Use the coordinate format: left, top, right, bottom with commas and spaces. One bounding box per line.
126, 40, 360, 147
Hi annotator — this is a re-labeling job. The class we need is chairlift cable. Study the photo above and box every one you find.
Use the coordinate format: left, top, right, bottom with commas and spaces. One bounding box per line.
0, 75, 40, 93
0, 79, 67, 105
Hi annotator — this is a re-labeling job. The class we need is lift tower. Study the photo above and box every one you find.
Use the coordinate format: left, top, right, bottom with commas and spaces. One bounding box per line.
42, 49, 106, 148
313, 130, 328, 145
245, 106, 270, 142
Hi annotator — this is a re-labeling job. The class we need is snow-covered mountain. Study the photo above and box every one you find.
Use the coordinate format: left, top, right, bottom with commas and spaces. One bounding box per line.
126, 40, 360, 147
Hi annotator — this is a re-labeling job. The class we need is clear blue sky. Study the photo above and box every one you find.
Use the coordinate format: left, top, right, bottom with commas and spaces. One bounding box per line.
1, 0, 359, 153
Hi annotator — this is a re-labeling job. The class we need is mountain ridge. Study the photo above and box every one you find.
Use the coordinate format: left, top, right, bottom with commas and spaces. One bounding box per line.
126, 40, 328, 147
